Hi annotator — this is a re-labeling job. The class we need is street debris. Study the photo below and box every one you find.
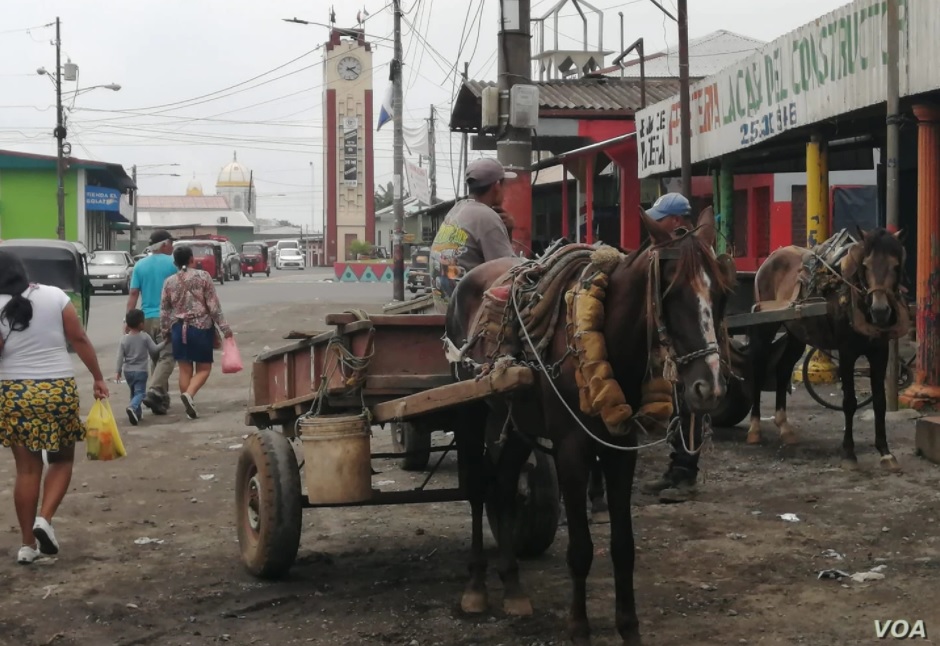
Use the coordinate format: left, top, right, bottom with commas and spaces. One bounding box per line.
850, 570, 885, 583
228, 444, 243, 450
134, 537, 164, 545
778, 513, 800, 522
820, 549, 844, 560
727, 533, 748, 540
817, 569, 850, 580
200, 474, 216, 481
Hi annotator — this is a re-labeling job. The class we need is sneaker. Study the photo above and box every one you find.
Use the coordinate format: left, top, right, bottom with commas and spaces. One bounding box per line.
126, 406, 140, 426
33, 517, 59, 555
17, 544, 40, 565
181, 393, 198, 419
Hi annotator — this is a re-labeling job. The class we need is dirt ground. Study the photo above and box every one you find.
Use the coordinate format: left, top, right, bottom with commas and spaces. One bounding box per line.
1, 291, 940, 646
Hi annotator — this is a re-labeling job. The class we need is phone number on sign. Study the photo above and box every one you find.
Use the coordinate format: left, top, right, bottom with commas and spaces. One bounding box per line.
739, 103, 797, 146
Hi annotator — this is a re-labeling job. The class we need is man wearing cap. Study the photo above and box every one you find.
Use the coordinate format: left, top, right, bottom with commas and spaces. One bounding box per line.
429, 158, 518, 312
125, 229, 178, 414
642, 192, 705, 503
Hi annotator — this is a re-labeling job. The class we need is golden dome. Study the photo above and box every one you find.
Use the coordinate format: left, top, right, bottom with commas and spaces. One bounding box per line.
185, 175, 204, 196
217, 151, 251, 188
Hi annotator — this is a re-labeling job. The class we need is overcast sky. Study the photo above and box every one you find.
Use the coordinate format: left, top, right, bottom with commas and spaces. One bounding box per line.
0, 0, 851, 230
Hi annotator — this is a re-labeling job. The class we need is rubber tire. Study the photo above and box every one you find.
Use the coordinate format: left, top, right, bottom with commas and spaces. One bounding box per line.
266, 269, 271, 277
802, 349, 874, 411
234, 267, 241, 281
487, 449, 560, 559
709, 375, 752, 427
235, 430, 303, 579
121, 282, 129, 296
391, 422, 431, 471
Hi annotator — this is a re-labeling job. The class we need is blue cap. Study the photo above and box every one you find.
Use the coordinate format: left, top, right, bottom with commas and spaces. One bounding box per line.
646, 193, 691, 221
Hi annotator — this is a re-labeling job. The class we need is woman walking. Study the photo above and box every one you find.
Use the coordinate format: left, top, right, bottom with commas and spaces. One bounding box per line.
0, 251, 109, 564
160, 245, 232, 420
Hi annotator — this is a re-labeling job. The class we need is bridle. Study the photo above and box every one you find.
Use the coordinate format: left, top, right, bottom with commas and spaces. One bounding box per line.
645, 240, 721, 381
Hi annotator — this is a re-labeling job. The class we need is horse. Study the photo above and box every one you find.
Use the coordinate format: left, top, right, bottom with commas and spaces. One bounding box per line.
445, 207, 735, 645
746, 228, 909, 471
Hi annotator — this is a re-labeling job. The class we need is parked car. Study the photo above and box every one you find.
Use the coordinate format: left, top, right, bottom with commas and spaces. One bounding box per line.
276, 248, 305, 270
87, 250, 135, 295
220, 240, 241, 281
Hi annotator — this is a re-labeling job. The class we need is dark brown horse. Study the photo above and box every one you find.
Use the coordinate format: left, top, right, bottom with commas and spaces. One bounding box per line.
445, 208, 735, 645
746, 228, 909, 471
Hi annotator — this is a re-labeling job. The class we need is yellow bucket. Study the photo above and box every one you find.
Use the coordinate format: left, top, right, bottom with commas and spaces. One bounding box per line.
299, 414, 373, 504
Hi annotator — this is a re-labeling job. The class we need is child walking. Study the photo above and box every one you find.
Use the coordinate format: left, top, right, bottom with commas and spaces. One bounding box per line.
116, 309, 165, 426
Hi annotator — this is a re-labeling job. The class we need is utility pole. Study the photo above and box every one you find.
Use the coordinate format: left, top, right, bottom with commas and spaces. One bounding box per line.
461, 62, 469, 195
886, 0, 901, 409
497, 0, 533, 253
392, 0, 405, 301
54, 17, 66, 241
428, 105, 437, 204
130, 165, 138, 254
677, 0, 692, 199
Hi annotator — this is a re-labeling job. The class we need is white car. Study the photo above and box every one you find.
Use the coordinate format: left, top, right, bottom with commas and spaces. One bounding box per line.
276, 248, 305, 270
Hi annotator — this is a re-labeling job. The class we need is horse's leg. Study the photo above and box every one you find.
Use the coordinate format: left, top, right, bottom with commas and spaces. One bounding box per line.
868, 342, 902, 472
838, 347, 861, 470
747, 327, 772, 444
492, 431, 535, 616
454, 410, 489, 613
599, 447, 641, 646
588, 459, 607, 514
774, 336, 805, 445
557, 434, 595, 645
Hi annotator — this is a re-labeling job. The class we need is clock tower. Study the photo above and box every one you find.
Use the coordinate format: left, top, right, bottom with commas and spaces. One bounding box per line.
323, 28, 375, 264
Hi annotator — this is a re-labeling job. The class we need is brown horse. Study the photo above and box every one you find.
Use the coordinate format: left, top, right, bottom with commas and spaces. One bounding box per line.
445, 208, 735, 645
746, 228, 909, 471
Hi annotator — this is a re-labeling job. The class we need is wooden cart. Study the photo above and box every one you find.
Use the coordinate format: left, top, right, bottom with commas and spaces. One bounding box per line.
238, 312, 561, 579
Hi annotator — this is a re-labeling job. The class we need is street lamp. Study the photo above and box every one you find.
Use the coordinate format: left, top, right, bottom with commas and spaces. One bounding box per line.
38, 18, 121, 241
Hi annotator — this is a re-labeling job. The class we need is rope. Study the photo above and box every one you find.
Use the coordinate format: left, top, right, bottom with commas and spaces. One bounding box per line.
510, 281, 671, 453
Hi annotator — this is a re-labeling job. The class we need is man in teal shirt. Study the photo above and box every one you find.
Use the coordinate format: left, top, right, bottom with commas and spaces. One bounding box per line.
126, 229, 178, 414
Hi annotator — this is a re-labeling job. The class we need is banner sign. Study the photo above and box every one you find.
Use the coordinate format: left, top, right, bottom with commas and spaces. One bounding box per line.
635, 0, 912, 177
342, 116, 359, 187
405, 161, 430, 205
85, 187, 122, 212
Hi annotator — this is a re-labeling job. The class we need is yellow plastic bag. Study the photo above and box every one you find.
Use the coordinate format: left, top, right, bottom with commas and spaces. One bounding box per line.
85, 399, 127, 461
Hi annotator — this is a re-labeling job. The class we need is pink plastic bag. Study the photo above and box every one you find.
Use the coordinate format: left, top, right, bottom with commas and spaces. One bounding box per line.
221, 336, 243, 374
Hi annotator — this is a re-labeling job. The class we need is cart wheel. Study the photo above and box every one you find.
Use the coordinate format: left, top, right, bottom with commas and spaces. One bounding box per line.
487, 449, 560, 559
391, 422, 431, 471
236, 430, 303, 579
802, 348, 874, 411
710, 375, 752, 427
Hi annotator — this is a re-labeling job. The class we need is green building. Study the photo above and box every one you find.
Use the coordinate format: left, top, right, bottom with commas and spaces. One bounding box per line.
0, 149, 135, 248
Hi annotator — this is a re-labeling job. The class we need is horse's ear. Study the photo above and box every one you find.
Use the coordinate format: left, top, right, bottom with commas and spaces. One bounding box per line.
695, 206, 716, 249
894, 228, 906, 243
640, 208, 672, 244
855, 225, 868, 241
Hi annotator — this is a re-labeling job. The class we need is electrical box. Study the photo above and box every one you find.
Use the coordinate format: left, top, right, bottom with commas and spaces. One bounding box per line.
509, 85, 539, 129
63, 61, 78, 82
481, 87, 500, 129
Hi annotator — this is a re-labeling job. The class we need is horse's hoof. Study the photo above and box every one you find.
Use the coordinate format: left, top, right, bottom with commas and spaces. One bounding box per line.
746, 432, 761, 445
460, 589, 488, 614
880, 454, 903, 473
503, 595, 533, 617
841, 458, 860, 471
780, 431, 799, 446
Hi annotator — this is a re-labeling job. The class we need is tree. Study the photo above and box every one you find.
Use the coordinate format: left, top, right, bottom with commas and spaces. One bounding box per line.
374, 181, 394, 211
275, 219, 294, 227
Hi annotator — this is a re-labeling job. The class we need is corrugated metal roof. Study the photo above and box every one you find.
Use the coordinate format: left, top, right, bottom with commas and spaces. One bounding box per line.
137, 209, 254, 229
607, 30, 765, 79
461, 77, 681, 113
137, 195, 231, 210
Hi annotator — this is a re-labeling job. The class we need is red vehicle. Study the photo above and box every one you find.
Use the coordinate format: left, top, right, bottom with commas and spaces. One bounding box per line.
174, 240, 225, 284
240, 242, 270, 277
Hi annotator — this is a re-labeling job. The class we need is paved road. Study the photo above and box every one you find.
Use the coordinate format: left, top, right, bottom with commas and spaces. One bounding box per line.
85, 269, 397, 351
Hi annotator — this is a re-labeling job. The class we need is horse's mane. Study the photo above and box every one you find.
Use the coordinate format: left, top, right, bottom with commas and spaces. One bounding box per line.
862, 228, 903, 258
621, 232, 735, 294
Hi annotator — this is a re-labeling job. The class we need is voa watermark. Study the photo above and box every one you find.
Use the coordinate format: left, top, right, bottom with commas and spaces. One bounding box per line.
875, 620, 928, 640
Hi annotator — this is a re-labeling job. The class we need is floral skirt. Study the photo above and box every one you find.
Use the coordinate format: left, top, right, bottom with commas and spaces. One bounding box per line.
0, 378, 85, 452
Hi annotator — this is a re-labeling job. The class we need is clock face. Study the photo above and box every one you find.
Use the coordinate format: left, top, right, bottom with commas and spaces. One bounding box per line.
337, 56, 362, 81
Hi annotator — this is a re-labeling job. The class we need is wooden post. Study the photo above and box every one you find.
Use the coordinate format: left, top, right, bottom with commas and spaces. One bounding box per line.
585, 156, 595, 244
718, 159, 733, 255
561, 162, 569, 239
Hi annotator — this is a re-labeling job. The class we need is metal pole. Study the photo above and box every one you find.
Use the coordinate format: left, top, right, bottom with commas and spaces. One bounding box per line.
310, 161, 318, 265
55, 17, 66, 241
886, 0, 901, 410
677, 0, 692, 199
461, 62, 469, 195
392, 0, 405, 301
497, 0, 533, 252
619, 12, 624, 79
130, 164, 138, 254
428, 105, 437, 204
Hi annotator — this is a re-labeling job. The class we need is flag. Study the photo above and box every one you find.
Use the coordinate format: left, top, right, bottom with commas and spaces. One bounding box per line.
356, 10, 362, 24
377, 84, 393, 131
329, 5, 336, 23
362, 6, 371, 18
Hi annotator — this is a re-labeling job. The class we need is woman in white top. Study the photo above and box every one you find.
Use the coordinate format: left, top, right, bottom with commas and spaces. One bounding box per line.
0, 251, 109, 564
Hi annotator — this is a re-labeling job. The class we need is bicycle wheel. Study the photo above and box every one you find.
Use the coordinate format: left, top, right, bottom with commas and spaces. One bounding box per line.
802, 348, 875, 411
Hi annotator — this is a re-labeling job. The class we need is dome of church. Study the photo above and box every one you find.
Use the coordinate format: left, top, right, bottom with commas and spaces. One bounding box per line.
217, 151, 251, 188
185, 176, 204, 196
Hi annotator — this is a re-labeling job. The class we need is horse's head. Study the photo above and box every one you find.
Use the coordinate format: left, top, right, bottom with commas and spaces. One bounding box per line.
844, 228, 906, 327
641, 206, 736, 412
